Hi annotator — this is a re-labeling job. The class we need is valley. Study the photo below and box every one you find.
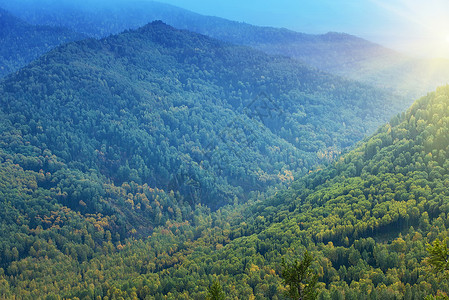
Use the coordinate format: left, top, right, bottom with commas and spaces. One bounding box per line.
0, 1, 448, 299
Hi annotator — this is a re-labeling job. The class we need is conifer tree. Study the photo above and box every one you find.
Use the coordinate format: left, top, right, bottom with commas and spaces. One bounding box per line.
426, 238, 449, 299
206, 280, 226, 300
281, 251, 318, 300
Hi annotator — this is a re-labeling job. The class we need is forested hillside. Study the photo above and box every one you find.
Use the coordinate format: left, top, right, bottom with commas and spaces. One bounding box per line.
1, 1, 449, 300
2, 0, 448, 98
0, 20, 402, 214
93, 85, 449, 299
1, 77, 448, 298
0, 8, 85, 78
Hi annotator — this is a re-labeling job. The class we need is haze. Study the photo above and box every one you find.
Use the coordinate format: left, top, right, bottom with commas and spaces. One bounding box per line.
156, 0, 449, 59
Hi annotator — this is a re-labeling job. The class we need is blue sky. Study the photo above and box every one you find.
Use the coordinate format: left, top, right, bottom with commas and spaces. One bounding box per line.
155, 0, 449, 58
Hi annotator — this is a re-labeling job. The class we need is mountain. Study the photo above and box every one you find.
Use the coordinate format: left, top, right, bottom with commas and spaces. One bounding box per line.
164, 85, 449, 299
2, 0, 448, 98
222, 29, 449, 99
0, 8, 85, 79
0, 21, 410, 297
90, 85, 449, 298
0, 20, 402, 215
1, 60, 448, 297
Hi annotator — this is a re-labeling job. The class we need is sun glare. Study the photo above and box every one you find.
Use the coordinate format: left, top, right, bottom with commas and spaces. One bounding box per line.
370, 0, 449, 58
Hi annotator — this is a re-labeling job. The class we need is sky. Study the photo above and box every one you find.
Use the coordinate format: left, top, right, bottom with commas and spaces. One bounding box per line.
155, 0, 449, 59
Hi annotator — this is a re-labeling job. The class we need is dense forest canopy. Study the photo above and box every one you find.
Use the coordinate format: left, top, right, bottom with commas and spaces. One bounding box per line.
1, 77, 448, 298
0, 8, 84, 78
0, 21, 404, 216
0, 2, 449, 299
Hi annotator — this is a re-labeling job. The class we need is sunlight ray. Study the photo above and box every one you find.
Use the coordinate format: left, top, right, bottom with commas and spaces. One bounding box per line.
369, 0, 449, 59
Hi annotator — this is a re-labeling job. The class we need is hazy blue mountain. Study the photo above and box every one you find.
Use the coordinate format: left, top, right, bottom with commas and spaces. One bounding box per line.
0, 8, 85, 78
2, 0, 448, 98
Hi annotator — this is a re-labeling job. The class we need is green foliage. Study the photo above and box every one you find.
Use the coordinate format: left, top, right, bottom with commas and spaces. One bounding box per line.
426, 238, 449, 299
426, 294, 449, 300
2, 3, 449, 298
94, 85, 449, 299
427, 239, 449, 279
0, 21, 401, 213
0, 19, 407, 299
281, 251, 318, 300
2, 83, 449, 298
206, 280, 226, 300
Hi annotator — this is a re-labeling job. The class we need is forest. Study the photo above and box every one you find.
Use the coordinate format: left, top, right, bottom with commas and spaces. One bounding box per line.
0, 8, 84, 78
0, 2, 449, 300
1, 74, 449, 299
0, 20, 405, 216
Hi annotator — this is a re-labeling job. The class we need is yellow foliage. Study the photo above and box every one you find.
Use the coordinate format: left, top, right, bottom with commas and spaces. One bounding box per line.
277, 170, 294, 182
249, 264, 259, 272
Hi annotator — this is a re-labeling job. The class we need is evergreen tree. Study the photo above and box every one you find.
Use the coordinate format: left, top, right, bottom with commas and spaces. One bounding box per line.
281, 251, 318, 300
206, 280, 226, 300
426, 238, 449, 299
427, 238, 449, 278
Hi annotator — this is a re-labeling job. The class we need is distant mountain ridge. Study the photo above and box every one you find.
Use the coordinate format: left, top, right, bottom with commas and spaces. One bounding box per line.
2, 0, 448, 98
0, 8, 85, 78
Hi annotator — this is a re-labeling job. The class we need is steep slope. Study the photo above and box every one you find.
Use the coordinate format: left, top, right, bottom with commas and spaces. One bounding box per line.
2, 0, 448, 97
1, 79, 448, 297
0, 21, 409, 298
0, 8, 85, 78
0, 21, 402, 213
129, 85, 449, 298
90, 85, 449, 298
